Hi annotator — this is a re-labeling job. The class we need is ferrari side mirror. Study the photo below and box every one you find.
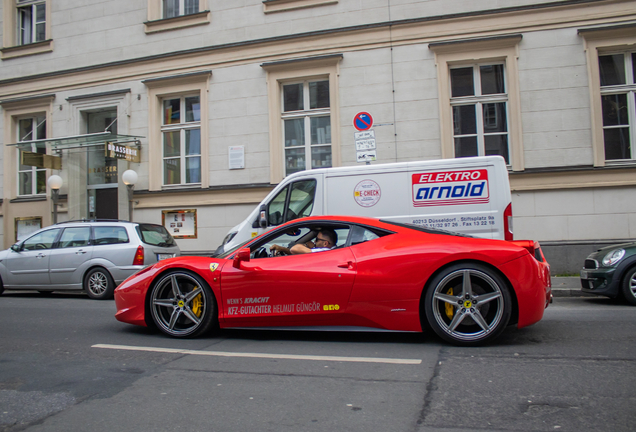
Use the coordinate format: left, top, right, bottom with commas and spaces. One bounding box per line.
233, 247, 251, 269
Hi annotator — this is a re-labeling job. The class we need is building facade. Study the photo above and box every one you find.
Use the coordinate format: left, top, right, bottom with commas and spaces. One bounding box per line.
1, 0, 635, 273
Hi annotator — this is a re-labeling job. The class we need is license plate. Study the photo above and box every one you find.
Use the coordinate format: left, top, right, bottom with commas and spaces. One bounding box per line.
157, 253, 175, 261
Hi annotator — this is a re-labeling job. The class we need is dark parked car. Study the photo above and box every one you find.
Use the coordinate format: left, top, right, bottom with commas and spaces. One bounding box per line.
580, 242, 636, 305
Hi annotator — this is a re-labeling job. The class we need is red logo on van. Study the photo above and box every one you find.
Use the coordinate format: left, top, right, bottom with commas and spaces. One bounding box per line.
412, 170, 490, 207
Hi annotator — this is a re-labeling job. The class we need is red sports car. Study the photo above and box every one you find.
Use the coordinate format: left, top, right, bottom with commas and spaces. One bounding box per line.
114, 216, 551, 346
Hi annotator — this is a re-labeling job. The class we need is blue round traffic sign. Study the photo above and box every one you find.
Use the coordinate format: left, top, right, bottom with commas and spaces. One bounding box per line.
353, 112, 373, 131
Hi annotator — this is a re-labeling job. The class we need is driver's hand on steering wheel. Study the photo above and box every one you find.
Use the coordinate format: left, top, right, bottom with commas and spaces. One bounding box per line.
269, 244, 287, 256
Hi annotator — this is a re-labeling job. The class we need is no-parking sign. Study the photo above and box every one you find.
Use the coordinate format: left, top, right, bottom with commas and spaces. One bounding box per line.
353, 112, 373, 131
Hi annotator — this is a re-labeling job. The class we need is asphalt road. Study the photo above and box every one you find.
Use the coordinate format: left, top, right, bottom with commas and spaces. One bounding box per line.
0, 291, 635, 432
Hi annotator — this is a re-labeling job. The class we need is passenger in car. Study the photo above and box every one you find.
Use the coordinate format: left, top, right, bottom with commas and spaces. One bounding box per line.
270, 228, 337, 255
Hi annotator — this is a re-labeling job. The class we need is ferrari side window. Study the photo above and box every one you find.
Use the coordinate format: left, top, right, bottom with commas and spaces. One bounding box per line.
349, 225, 384, 246
252, 227, 312, 258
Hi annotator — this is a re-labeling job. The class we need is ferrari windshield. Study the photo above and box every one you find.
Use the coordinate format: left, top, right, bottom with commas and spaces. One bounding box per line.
216, 238, 252, 259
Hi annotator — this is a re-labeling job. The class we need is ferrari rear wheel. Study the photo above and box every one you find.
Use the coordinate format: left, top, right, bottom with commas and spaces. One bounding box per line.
620, 266, 636, 306
424, 263, 511, 346
149, 271, 217, 338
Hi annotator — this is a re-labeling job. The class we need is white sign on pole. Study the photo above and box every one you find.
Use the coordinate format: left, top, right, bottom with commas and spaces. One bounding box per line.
356, 139, 376, 151
355, 129, 376, 163
354, 130, 375, 140
356, 150, 377, 162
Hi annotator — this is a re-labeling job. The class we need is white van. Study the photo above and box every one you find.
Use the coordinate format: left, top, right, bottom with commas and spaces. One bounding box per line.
216, 156, 513, 254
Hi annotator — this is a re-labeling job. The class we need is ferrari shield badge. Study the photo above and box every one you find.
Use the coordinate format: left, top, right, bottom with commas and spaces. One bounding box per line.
209, 263, 219, 272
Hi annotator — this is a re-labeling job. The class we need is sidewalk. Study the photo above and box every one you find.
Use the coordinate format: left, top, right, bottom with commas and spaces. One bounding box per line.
550, 276, 593, 297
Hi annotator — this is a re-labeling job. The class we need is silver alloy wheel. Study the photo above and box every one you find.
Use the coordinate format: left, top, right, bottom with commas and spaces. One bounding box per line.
87, 271, 109, 296
150, 272, 207, 337
431, 269, 505, 342
629, 272, 636, 298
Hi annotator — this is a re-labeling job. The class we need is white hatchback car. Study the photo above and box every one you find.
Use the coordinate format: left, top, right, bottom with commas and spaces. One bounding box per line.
0, 221, 181, 299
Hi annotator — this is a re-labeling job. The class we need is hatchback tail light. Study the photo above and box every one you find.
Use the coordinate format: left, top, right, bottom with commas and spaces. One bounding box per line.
133, 246, 145, 266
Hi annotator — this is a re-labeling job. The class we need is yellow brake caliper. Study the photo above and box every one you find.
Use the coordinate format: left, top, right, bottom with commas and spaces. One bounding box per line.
445, 287, 455, 319
191, 287, 203, 317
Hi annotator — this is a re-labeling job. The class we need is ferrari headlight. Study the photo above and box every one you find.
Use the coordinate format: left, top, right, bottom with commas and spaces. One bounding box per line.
602, 249, 625, 266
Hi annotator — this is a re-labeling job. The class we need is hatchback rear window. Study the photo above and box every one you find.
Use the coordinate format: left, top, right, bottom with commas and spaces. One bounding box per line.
137, 224, 176, 247
93, 226, 129, 245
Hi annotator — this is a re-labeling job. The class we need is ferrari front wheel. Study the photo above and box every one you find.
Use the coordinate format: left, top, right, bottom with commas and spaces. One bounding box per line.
149, 271, 217, 338
424, 263, 511, 346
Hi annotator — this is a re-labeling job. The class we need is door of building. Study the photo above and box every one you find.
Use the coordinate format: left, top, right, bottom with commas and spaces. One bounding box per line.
95, 188, 118, 220
87, 110, 119, 220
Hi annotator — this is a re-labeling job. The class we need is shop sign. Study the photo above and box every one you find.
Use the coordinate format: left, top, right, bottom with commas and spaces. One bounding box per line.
20, 152, 62, 170
105, 142, 140, 163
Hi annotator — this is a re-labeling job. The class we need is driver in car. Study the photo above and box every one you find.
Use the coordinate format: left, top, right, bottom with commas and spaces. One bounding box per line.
270, 228, 337, 255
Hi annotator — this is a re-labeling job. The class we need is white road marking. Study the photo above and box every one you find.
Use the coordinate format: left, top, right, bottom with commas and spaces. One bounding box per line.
92, 344, 422, 365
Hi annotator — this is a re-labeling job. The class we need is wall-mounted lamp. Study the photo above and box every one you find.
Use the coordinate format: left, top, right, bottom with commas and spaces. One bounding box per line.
47, 175, 63, 224
122, 170, 138, 222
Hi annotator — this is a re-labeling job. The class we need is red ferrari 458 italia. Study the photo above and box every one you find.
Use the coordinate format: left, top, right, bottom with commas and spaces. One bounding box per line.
114, 216, 551, 346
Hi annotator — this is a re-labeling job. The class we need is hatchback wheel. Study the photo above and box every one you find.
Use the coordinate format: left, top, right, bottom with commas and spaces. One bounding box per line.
149, 271, 217, 338
621, 266, 636, 306
424, 263, 511, 346
84, 268, 115, 300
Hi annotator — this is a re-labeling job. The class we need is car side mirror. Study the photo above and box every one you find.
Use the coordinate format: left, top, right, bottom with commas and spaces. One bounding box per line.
10, 243, 21, 252
259, 204, 268, 229
233, 247, 251, 269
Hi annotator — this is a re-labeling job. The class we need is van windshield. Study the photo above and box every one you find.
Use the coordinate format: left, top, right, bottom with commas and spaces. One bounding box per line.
137, 224, 177, 247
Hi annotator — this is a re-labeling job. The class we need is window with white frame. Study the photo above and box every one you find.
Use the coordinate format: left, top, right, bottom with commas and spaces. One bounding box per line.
282, 79, 332, 176
598, 52, 636, 161
161, 95, 201, 186
17, 0, 46, 45
450, 64, 510, 164
163, 0, 199, 18
17, 115, 47, 196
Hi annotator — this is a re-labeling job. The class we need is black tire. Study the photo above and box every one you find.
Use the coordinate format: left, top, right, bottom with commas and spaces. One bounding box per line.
0, 277, 4, 296
84, 267, 115, 300
149, 270, 217, 338
424, 263, 512, 346
620, 266, 636, 306
38, 291, 54, 296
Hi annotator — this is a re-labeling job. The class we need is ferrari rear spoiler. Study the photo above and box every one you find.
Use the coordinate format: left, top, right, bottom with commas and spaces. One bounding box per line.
510, 240, 546, 263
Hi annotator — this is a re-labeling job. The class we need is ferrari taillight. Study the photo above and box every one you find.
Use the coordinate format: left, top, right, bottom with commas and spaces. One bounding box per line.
504, 203, 513, 241
133, 245, 144, 266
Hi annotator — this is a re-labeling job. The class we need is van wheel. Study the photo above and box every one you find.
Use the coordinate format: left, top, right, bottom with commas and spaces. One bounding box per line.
424, 263, 511, 346
149, 270, 217, 338
621, 266, 636, 306
84, 268, 115, 300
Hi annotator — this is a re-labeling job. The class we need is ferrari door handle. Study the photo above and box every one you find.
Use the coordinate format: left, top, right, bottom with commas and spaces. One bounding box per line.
337, 261, 355, 270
